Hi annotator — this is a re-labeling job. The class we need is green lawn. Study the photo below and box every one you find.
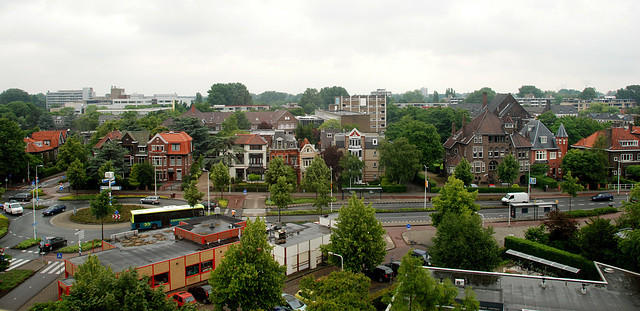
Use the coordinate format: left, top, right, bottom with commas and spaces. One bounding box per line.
69, 204, 143, 223
0, 269, 35, 296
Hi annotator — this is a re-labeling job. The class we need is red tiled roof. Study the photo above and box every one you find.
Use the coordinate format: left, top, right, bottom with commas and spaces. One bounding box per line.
94, 131, 122, 149
155, 131, 193, 155
30, 130, 66, 148
234, 134, 267, 145
24, 137, 53, 153
572, 128, 640, 150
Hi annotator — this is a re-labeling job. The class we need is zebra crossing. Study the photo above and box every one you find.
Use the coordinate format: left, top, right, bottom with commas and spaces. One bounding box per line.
5, 258, 65, 274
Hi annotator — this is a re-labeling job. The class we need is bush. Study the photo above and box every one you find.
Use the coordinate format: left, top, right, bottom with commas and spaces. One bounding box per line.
430, 186, 522, 194
532, 175, 558, 191
564, 206, 618, 218
0, 215, 9, 239
381, 184, 406, 193
248, 174, 262, 182
504, 236, 598, 280
14, 238, 41, 249
69, 204, 142, 223
58, 239, 102, 253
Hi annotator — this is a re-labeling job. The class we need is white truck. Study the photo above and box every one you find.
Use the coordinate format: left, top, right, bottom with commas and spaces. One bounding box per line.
501, 192, 529, 205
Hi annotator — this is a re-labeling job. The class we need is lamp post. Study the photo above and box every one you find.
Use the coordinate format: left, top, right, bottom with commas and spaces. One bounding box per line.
424, 165, 428, 209
618, 157, 621, 195
153, 160, 157, 196
527, 160, 531, 199
202, 168, 210, 214
330, 166, 333, 212
328, 251, 343, 270
33, 164, 43, 240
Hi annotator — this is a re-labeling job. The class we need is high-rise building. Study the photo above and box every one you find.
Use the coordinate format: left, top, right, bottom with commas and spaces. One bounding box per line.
45, 87, 94, 109
331, 95, 387, 132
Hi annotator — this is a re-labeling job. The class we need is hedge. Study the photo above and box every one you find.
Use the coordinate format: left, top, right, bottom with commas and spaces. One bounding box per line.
532, 175, 558, 190
344, 185, 407, 193
504, 236, 598, 280
234, 182, 268, 192
564, 206, 618, 218
430, 186, 522, 194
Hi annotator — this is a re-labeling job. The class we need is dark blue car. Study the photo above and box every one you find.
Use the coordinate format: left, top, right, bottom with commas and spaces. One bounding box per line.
42, 204, 66, 216
591, 193, 614, 202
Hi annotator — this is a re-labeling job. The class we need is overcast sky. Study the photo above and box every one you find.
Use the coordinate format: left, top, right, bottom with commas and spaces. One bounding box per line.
1, 0, 638, 98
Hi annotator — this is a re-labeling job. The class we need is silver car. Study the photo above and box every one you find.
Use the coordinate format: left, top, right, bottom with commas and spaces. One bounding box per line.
140, 196, 160, 204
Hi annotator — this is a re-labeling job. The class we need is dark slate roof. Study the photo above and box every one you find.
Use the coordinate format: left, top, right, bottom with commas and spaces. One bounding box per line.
551, 105, 578, 116
556, 123, 568, 138
510, 132, 533, 149
487, 93, 531, 120
449, 103, 484, 118
444, 110, 505, 149
124, 130, 151, 145
520, 120, 559, 151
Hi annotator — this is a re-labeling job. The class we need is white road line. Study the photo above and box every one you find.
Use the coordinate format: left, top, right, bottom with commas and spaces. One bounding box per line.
41, 261, 65, 274
6, 258, 29, 271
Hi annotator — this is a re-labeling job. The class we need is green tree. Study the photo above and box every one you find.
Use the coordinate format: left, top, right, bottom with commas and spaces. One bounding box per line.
299, 88, 321, 112
430, 176, 481, 227
497, 153, 520, 185
56, 136, 88, 171
517, 85, 544, 98
210, 161, 230, 199
88, 142, 128, 180
339, 153, 364, 187
294, 123, 320, 145
378, 138, 421, 184
453, 158, 474, 186
318, 86, 349, 109
432, 91, 439, 103
619, 229, 640, 272
67, 159, 86, 195
0, 118, 28, 179
299, 270, 374, 311
233, 110, 251, 130
431, 212, 500, 271
580, 87, 597, 100
616, 85, 640, 105
561, 149, 606, 185
619, 186, 640, 230
90, 189, 115, 240
206, 82, 253, 106
542, 210, 579, 251
170, 116, 212, 158
209, 217, 286, 311
578, 217, 619, 263
320, 145, 343, 182
384, 116, 444, 166
399, 89, 426, 103
322, 194, 386, 272
301, 156, 331, 213
183, 180, 204, 207
524, 224, 550, 245
463, 87, 496, 104
128, 163, 155, 190
559, 171, 584, 211
265, 156, 297, 186
318, 119, 341, 130
37, 113, 54, 130
0, 88, 31, 105
270, 176, 293, 223
46, 254, 186, 311
391, 252, 479, 311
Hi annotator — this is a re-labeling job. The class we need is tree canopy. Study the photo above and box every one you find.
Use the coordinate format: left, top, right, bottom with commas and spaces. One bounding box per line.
517, 85, 544, 98
0, 118, 28, 179
453, 158, 474, 187
497, 153, 519, 185
339, 153, 364, 186
561, 149, 606, 185
300, 156, 332, 213
384, 115, 443, 166
206, 82, 252, 106
430, 176, 480, 227
463, 87, 496, 104
378, 137, 421, 184
299, 270, 374, 311
322, 194, 386, 272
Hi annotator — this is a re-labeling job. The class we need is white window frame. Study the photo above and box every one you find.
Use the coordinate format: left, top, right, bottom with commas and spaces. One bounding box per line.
535, 150, 547, 161
540, 136, 547, 143
549, 152, 556, 160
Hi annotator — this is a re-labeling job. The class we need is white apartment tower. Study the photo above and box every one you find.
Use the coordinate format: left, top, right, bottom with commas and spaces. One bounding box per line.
45, 87, 94, 109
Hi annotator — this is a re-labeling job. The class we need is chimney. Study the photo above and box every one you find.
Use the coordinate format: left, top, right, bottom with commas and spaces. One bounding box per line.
451, 122, 456, 135
191, 104, 195, 114
462, 115, 467, 138
545, 99, 551, 112
482, 92, 488, 109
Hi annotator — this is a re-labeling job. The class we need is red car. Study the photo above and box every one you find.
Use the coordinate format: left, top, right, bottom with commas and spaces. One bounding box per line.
167, 291, 196, 307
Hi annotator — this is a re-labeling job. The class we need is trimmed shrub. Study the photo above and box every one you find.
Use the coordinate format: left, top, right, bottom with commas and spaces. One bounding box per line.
532, 175, 558, 191
235, 182, 268, 192
564, 206, 618, 218
504, 236, 598, 280
430, 186, 522, 194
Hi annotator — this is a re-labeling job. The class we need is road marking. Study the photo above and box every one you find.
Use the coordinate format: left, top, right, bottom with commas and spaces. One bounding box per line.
6, 258, 29, 271
41, 261, 65, 274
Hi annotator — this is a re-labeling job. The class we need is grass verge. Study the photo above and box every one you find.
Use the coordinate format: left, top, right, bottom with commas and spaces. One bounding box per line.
0, 269, 36, 297
59, 239, 102, 253
13, 238, 41, 249
69, 204, 143, 224
0, 215, 8, 239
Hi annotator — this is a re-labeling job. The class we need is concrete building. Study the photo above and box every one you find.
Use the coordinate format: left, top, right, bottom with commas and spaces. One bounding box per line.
330, 95, 387, 132
45, 87, 94, 109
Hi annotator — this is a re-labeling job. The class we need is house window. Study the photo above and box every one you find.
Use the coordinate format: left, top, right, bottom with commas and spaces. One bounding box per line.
550, 152, 556, 160
285, 116, 290, 120
186, 264, 200, 277
201, 260, 213, 272
373, 162, 377, 168
177, 156, 182, 166
621, 154, 632, 161
170, 156, 175, 166
488, 148, 493, 158
171, 143, 180, 151
536, 151, 547, 161
489, 161, 498, 171
540, 136, 547, 143
152, 145, 165, 152
637, 153, 640, 161
473, 147, 483, 158
250, 145, 262, 150
500, 148, 505, 158
327, 133, 333, 138
474, 134, 482, 143
373, 139, 378, 145
152, 272, 169, 287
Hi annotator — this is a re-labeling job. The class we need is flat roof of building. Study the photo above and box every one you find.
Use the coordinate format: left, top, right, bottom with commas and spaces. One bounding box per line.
267, 222, 331, 247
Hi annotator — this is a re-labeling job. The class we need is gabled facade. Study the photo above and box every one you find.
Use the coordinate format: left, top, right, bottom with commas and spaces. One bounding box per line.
520, 121, 568, 179
92, 131, 123, 156
486, 93, 531, 131
333, 129, 384, 183
230, 134, 268, 181
167, 108, 297, 134
299, 138, 320, 182
572, 127, 640, 178
268, 130, 299, 181
25, 130, 68, 161
120, 131, 151, 168
148, 131, 194, 181
443, 110, 532, 184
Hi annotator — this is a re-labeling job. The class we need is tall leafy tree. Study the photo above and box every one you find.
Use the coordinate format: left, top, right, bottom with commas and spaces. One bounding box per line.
398, 89, 426, 103
320, 145, 343, 182
88, 142, 128, 181
210, 161, 230, 199
430, 176, 481, 227
301, 156, 331, 213
209, 217, 286, 311
299, 270, 374, 311
56, 136, 88, 171
339, 153, 364, 186
619, 229, 640, 272
0, 118, 28, 179
578, 217, 619, 263
580, 87, 597, 100
378, 137, 421, 184
517, 85, 544, 98
616, 85, 640, 105
265, 156, 297, 186
170, 116, 212, 158
561, 149, 606, 186
453, 158, 474, 186
497, 153, 519, 185
384, 115, 444, 166
318, 86, 349, 109
67, 159, 86, 195
463, 87, 496, 104
0, 88, 31, 105
322, 194, 386, 272
391, 252, 479, 311
559, 171, 584, 211
270, 176, 293, 223
233, 111, 251, 130
219, 114, 240, 136
431, 212, 500, 271
90, 189, 115, 240
618, 186, 640, 230
128, 163, 154, 190
542, 210, 579, 251
206, 82, 252, 106
299, 88, 321, 113
183, 180, 204, 207
294, 123, 320, 145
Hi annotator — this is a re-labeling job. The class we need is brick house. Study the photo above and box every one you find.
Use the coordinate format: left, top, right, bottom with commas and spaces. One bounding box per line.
120, 131, 151, 168
268, 130, 299, 181
230, 134, 268, 181
24, 130, 67, 162
333, 128, 384, 183
147, 131, 194, 181
572, 127, 640, 179
299, 138, 320, 182
519, 121, 569, 180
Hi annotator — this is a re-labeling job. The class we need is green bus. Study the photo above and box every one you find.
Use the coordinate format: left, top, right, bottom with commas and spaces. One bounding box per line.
131, 204, 205, 230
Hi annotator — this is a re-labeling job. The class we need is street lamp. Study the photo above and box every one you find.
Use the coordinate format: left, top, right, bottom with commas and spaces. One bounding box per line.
33, 164, 43, 240
153, 160, 157, 196
202, 168, 210, 215
618, 157, 621, 195
328, 251, 344, 270
330, 166, 333, 212
424, 165, 428, 209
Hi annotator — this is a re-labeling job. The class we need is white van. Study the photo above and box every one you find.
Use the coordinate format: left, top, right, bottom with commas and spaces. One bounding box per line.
501, 192, 529, 205
3, 202, 23, 215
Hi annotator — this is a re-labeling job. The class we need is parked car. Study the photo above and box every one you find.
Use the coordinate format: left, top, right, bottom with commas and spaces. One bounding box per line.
364, 265, 395, 283
39, 236, 68, 252
591, 192, 614, 202
42, 204, 66, 216
411, 249, 432, 266
140, 196, 160, 204
167, 291, 196, 307
3, 202, 23, 215
385, 261, 402, 276
8, 192, 32, 202
187, 284, 212, 304
278, 293, 306, 310
201, 200, 218, 209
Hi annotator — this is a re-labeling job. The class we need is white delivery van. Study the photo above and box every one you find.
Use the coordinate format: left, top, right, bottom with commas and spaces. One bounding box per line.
502, 192, 529, 205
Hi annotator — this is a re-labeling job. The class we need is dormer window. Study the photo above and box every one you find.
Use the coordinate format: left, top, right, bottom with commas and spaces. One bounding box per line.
540, 136, 547, 143
620, 140, 639, 147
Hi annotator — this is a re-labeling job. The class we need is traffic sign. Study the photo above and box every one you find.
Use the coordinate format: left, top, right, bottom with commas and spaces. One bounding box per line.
114, 210, 119, 215
406, 223, 411, 230
112, 214, 120, 220
100, 186, 110, 190
31, 181, 35, 186
102, 179, 110, 184
35, 197, 39, 201
110, 180, 116, 186
57, 253, 63, 259
530, 177, 537, 185
111, 186, 121, 190
59, 186, 64, 191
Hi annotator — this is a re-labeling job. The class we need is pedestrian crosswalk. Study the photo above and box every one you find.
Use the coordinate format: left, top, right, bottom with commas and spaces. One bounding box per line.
5, 258, 65, 274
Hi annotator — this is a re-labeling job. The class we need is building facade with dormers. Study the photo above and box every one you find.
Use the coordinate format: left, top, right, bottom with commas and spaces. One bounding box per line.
24, 130, 68, 162
520, 121, 569, 180
572, 127, 640, 178
120, 131, 151, 169
333, 128, 384, 183
268, 130, 300, 181
298, 138, 320, 182
230, 134, 268, 181
147, 131, 193, 181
